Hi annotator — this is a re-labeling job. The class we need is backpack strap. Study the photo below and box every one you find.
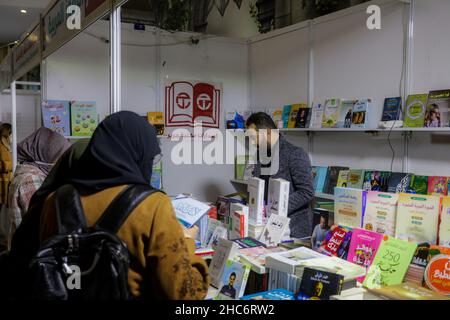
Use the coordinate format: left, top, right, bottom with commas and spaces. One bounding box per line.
95, 185, 161, 234
55, 184, 87, 234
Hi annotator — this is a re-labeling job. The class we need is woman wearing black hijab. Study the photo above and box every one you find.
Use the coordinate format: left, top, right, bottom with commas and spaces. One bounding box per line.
37, 111, 209, 300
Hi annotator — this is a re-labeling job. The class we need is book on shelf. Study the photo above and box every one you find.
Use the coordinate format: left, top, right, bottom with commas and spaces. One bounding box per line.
404, 94, 428, 128
363, 191, 399, 236
172, 195, 211, 228
216, 195, 245, 225
150, 161, 162, 190
282, 105, 292, 128
147, 112, 164, 135
298, 267, 344, 300
317, 225, 353, 259
439, 197, 450, 247
387, 172, 411, 193
247, 177, 266, 226
232, 237, 266, 249
347, 169, 365, 190
351, 99, 373, 129
347, 228, 383, 282
404, 242, 430, 286
267, 268, 302, 293
267, 178, 290, 218
381, 97, 402, 122
363, 171, 391, 192
209, 238, 239, 289
368, 282, 450, 300
70, 101, 98, 136
408, 174, 429, 195
310, 102, 324, 129
322, 98, 340, 128
395, 193, 441, 244
423, 248, 450, 296
337, 99, 356, 128
41, 100, 71, 136
208, 226, 229, 249
240, 288, 295, 300
324, 166, 349, 194
215, 260, 251, 300
294, 106, 310, 128
287, 104, 305, 128
311, 209, 333, 250
334, 187, 366, 229
259, 214, 290, 248
229, 208, 249, 240
424, 89, 450, 127
363, 235, 417, 289
336, 170, 350, 188
205, 218, 226, 246
312, 166, 328, 193
238, 246, 286, 274
427, 176, 448, 196
269, 108, 284, 129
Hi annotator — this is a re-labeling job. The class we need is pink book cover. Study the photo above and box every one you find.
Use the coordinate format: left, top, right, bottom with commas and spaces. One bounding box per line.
347, 228, 383, 282
427, 176, 448, 196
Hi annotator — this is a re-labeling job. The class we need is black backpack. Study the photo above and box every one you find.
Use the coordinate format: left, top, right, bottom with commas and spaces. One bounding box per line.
26, 184, 159, 300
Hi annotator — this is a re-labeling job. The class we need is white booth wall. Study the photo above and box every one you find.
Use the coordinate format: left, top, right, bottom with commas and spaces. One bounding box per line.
45, 21, 248, 201
249, 0, 450, 176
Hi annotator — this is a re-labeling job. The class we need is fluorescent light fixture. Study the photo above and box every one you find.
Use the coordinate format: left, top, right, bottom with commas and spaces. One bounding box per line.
20, 9, 27, 14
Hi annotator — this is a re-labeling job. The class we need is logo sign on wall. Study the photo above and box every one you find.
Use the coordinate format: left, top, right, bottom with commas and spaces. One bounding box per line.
165, 80, 221, 128
424, 254, 450, 296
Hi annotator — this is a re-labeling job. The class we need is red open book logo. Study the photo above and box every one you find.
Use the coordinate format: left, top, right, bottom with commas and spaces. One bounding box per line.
165, 80, 221, 128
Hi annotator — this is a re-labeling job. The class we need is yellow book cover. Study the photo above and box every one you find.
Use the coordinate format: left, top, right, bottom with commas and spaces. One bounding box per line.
336, 170, 350, 188
287, 104, 306, 128
147, 112, 164, 135
439, 196, 450, 247
395, 193, 441, 244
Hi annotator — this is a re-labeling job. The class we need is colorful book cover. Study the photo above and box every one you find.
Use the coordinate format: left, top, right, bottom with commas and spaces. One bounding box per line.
334, 187, 366, 229
404, 243, 430, 286
229, 210, 249, 240
310, 103, 324, 128
41, 100, 71, 136
363, 235, 417, 289
336, 170, 350, 188
172, 196, 211, 228
298, 268, 344, 300
294, 106, 310, 128
238, 246, 285, 274
347, 170, 365, 190
363, 191, 399, 236
147, 111, 164, 135
439, 197, 450, 247
282, 105, 292, 128
322, 98, 340, 128
325, 166, 349, 194
314, 166, 328, 193
427, 176, 448, 196
351, 99, 371, 129
387, 172, 411, 193
381, 97, 402, 121
337, 99, 356, 128
424, 89, 450, 127
317, 225, 353, 259
395, 193, 441, 244
209, 238, 239, 288
424, 253, 450, 296
287, 104, 304, 128
216, 260, 251, 300
241, 289, 295, 300
404, 94, 428, 127
150, 161, 162, 189
363, 171, 391, 192
70, 101, 98, 136
270, 108, 283, 129
408, 175, 429, 195
347, 228, 383, 282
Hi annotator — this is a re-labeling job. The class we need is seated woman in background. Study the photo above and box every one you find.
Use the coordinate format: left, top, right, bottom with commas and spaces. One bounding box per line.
4, 127, 71, 250
39, 111, 209, 300
0, 123, 12, 207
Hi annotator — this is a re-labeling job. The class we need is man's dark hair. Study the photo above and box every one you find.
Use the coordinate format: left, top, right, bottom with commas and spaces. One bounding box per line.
246, 112, 276, 129
230, 272, 236, 279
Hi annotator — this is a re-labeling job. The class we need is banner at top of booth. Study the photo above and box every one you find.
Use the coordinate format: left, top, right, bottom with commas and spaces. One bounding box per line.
12, 23, 41, 81
42, 0, 112, 59
0, 52, 13, 92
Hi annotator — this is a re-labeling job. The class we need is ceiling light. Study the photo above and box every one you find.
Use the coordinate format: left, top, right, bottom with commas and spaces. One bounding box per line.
20, 9, 27, 14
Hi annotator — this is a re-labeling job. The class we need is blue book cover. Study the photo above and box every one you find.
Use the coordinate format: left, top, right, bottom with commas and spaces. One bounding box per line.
41, 100, 71, 136
382, 97, 402, 121
241, 289, 295, 300
315, 166, 328, 193
282, 105, 292, 128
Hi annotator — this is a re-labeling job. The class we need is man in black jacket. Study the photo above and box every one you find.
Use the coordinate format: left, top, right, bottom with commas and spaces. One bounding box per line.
246, 112, 314, 239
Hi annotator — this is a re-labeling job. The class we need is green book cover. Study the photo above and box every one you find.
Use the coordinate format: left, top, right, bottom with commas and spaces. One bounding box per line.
347, 170, 365, 189
363, 235, 417, 289
70, 101, 98, 136
404, 94, 428, 127
408, 175, 429, 195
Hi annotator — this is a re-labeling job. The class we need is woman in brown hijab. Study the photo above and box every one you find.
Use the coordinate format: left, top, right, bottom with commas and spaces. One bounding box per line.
0, 123, 12, 206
